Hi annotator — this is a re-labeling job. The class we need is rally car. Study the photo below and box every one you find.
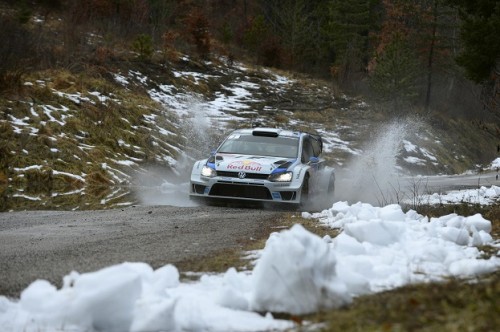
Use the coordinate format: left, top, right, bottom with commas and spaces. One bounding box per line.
189, 127, 335, 209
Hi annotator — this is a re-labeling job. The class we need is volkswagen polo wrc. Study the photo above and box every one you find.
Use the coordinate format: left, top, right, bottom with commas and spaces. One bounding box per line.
189, 127, 335, 209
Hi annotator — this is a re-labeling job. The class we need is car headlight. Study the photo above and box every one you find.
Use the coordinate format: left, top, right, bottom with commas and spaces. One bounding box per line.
201, 165, 216, 178
268, 171, 293, 182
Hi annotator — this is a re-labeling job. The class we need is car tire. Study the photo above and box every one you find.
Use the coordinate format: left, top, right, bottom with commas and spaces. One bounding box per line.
324, 174, 335, 208
299, 174, 310, 210
327, 174, 335, 196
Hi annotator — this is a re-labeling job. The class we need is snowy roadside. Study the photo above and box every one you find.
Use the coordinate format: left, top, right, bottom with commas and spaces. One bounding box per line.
1, 190, 499, 331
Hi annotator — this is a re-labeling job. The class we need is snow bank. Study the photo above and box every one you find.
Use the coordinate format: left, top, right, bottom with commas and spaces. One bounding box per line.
0, 266, 293, 332
1, 202, 499, 332
414, 185, 500, 205
250, 224, 350, 314
304, 202, 499, 293
490, 157, 500, 170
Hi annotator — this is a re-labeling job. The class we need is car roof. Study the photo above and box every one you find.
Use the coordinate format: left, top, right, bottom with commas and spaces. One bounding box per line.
229, 127, 324, 156
231, 127, 303, 138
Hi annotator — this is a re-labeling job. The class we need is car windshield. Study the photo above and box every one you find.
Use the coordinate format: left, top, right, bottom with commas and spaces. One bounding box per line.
218, 134, 299, 158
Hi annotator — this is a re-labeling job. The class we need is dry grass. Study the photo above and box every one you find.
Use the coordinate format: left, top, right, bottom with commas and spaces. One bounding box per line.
0, 67, 188, 211
318, 271, 499, 332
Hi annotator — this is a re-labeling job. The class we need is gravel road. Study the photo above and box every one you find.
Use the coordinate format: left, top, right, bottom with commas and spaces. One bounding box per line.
0, 205, 280, 298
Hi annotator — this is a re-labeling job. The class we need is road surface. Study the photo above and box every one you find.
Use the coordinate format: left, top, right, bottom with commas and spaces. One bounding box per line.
0, 205, 280, 298
1, 171, 498, 298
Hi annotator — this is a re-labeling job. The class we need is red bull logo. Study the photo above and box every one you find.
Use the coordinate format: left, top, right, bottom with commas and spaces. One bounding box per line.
227, 160, 263, 172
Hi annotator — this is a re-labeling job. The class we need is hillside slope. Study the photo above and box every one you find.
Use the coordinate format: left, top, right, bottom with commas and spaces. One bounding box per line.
1, 55, 498, 211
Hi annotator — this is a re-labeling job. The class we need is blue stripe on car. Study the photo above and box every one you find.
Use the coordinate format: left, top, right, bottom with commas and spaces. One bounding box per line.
270, 159, 296, 174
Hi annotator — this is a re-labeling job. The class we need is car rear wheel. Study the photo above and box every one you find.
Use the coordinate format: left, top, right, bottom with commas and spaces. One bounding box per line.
324, 173, 335, 208
327, 174, 335, 196
299, 174, 310, 210
310, 172, 335, 211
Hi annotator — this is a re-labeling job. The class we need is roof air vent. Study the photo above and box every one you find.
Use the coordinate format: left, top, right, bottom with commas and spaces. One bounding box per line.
252, 128, 280, 137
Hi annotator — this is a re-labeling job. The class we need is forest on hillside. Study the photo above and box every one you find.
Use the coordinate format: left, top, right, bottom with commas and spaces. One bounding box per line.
0, 0, 499, 121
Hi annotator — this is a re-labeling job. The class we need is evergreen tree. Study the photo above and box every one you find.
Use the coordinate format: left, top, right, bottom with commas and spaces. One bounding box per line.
446, 0, 500, 83
326, 0, 377, 87
446, 0, 500, 115
370, 34, 421, 113
371, 0, 460, 112
257, 0, 323, 70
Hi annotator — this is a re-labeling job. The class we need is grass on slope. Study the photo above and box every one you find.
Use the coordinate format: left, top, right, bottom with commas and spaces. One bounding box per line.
319, 270, 499, 332
0, 68, 183, 211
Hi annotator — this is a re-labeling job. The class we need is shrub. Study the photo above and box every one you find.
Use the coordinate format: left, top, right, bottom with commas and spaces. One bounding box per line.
94, 46, 114, 64
25, 167, 53, 193
259, 35, 283, 68
185, 8, 211, 59
162, 30, 179, 61
86, 168, 112, 187
243, 15, 267, 52
132, 34, 154, 60
0, 171, 8, 185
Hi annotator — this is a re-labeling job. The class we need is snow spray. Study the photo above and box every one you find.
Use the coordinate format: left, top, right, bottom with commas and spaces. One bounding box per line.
181, 95, 221, 161
334, 118, 421, 206
135, 95, 222, 207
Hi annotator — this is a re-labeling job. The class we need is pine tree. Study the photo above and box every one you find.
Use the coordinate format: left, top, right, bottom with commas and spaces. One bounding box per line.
445, 0, 500, 115
258, 0, 323, 70
326, 0, 376, 87
370, 0, 460, 112
445, 0, 500, 83
370, 34, 421, 113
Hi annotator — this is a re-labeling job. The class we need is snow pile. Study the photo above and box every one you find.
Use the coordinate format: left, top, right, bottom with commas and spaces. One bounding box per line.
1, 202, 499, 332
0, 265, 294, 332
490, 157, 500, 170
303, 202, 499, 291
250, 224, 351, 314
414, 185, 500, 205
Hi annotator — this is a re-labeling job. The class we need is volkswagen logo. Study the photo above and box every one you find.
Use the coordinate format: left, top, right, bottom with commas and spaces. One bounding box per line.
238, 171, 246, 179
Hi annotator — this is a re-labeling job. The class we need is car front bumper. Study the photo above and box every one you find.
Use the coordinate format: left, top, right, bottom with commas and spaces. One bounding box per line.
189, 174, 303, 204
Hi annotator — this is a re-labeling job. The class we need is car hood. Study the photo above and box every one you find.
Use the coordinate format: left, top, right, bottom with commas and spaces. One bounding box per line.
214, 154, 294, 174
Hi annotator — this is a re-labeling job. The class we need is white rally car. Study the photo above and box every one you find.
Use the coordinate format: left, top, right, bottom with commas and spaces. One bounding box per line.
189, 127, 335, 209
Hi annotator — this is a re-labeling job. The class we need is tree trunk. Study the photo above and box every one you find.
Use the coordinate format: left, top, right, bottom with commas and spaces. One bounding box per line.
425, 0, 438, 113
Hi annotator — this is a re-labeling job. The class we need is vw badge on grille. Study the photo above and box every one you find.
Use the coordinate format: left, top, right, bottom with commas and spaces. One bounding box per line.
238, 171, 246, 179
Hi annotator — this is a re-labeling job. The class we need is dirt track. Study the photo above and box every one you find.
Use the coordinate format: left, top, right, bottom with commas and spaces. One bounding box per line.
0, 205, 280, 298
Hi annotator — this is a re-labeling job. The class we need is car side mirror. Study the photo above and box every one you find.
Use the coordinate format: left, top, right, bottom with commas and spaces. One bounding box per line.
309, 156, 319, 164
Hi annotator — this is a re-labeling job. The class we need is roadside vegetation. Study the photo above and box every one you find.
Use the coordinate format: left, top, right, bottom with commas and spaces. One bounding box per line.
320, 269, 499, 331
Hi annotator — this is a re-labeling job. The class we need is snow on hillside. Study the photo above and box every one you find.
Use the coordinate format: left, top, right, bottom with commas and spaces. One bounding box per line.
6, 58, 369, 208
1, 198, 499, 331
6, 54, 496, 210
